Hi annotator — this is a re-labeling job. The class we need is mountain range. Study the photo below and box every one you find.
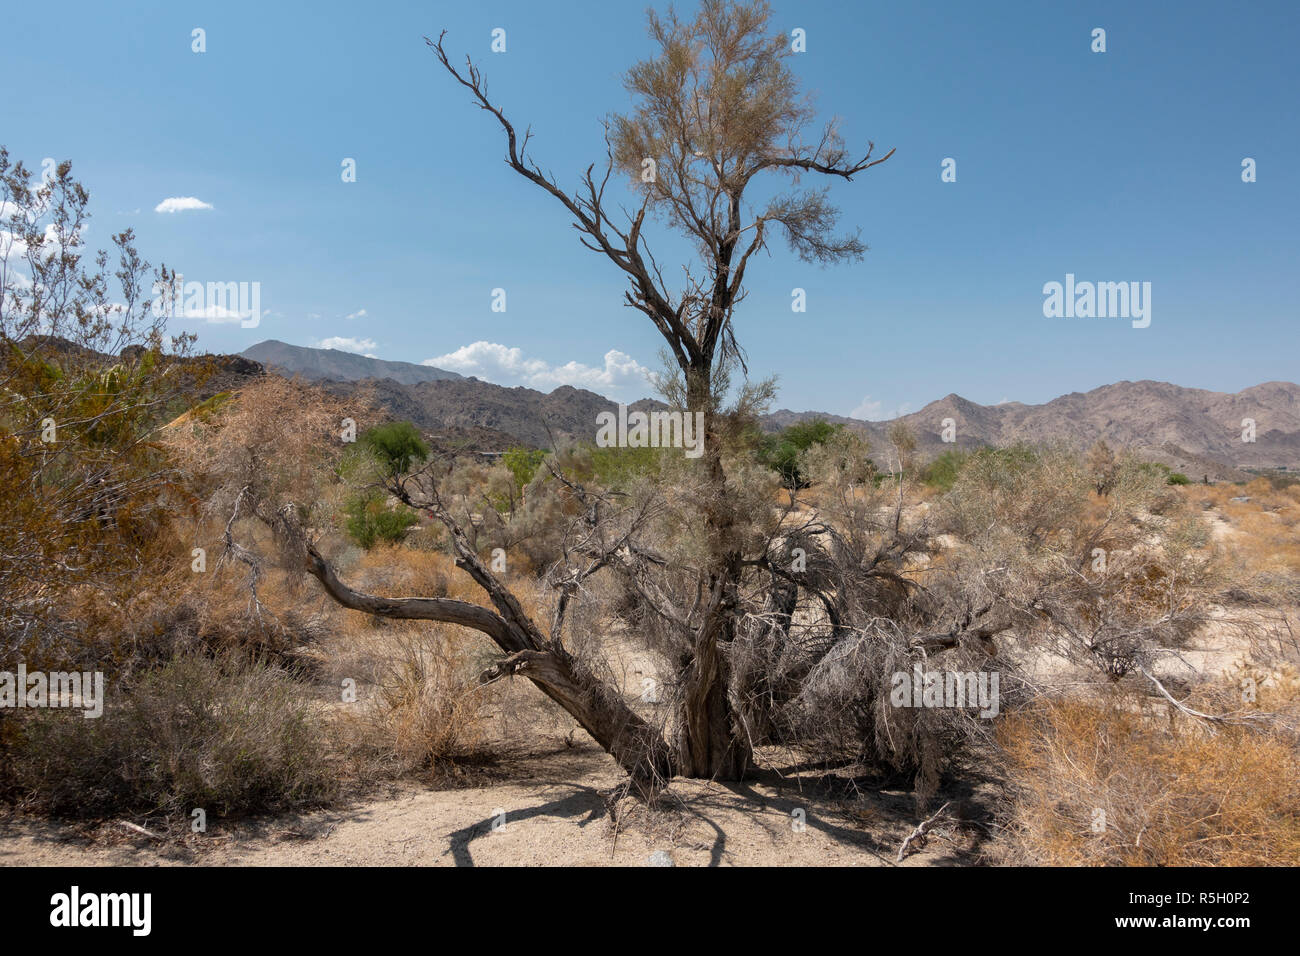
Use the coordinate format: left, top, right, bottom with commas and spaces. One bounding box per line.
242, 340, 463, 386
237, 341, 1300, 478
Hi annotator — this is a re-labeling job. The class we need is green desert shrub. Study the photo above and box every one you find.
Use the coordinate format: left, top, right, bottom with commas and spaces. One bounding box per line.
761, 419, 841, 487
360, 421, 429, 476
343, 490, 419, 549
502, 446, 547, 494
920, 449, 970, 490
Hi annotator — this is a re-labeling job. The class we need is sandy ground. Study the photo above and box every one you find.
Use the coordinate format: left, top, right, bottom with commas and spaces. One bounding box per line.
0, 741, 974, 867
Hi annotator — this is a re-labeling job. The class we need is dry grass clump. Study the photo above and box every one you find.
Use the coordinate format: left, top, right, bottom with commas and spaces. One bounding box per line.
335, 628, 491, 780
994, 679, 1300, 865
310, 545, 524, 780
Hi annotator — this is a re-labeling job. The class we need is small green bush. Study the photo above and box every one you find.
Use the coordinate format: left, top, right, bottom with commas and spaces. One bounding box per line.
343, 491, 418, 549
1138, 460, 1192, 486
502, 446, 547, 493
589, 444, 669, 489
920, 449, 970, 490
760, 419, 842, 487
360, 421, 429, 476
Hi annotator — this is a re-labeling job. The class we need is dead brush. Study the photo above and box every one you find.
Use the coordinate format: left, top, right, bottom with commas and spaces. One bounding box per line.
342, 629, 488, 779
993, 683, 1300, 865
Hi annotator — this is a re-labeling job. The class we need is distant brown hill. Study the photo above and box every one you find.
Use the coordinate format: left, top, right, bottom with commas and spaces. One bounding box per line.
317, 376, 663, 450
217, 343, 1300, 475
769, 380, 1300, 479
241, 340, 463, 386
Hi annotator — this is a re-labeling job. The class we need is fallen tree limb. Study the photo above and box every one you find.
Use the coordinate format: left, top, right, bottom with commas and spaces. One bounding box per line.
1137, 666, 1278, 730
117, 820, 163, 842
269, 502, 674, 798
897, 801, 951, 862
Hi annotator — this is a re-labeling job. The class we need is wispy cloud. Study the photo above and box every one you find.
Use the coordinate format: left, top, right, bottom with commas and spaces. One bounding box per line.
154, 196, 213, 214
344, 308, 368, 319
424, 341, 649, 396
318, 336, 377, 356
849, 395, 912, 421
183, 304, 248, 324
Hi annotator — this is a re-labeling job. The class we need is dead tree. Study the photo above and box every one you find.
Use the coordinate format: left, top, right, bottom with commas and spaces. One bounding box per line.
422, 1, 893, 779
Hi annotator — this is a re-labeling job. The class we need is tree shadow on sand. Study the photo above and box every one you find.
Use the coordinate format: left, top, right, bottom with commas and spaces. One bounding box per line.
442, 782, 608, 867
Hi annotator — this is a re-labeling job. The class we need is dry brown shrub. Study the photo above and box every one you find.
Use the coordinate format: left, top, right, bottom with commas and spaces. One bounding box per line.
995, 681, 1300, 865
332, 625, 491, 780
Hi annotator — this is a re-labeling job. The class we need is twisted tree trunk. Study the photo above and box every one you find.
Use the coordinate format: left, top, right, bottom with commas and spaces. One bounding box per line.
673, 369, 754, 780
272, 504, 673, 798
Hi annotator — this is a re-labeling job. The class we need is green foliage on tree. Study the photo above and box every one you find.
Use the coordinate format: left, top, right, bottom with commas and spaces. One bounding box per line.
342, 490, 418, 550
360, 421, 429, 476
760, 419, 842, 487
502, 446, 547, 494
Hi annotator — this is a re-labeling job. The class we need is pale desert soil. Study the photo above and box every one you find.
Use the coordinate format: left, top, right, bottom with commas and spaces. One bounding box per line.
0, 741, 976, 867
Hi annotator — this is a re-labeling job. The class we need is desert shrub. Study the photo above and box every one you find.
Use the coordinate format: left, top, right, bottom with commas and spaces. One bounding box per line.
589, 443, 671, 489
0, 150, 198, 669
361, 421, 429, 476
798, 428, 875, 490
4, 652, 335, 819
995, 683, 1300, 865
760, 419, 841, 487
432, 456, 564, 572
343, 490, 418, 550
920, 449, 970, 491
772, 625, 1007, 804
503, 446, 547, 493
1138, 460, 1191, 486
940, 443, 1082, 543
342, 629, 488, 777
61, 558, 329, 674
1085, 440, 1119, 494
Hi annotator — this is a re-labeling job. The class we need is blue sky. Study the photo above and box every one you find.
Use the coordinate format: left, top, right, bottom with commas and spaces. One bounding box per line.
5, 0, 1297, 417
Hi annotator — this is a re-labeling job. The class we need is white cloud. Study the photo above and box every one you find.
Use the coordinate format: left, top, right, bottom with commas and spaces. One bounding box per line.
154, 197, 213, 214
318, 336, 378, 356
344, 309, 368, 319
849, 395, 912, 421
183, 304, 247, 325
424, 341, 650, 395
